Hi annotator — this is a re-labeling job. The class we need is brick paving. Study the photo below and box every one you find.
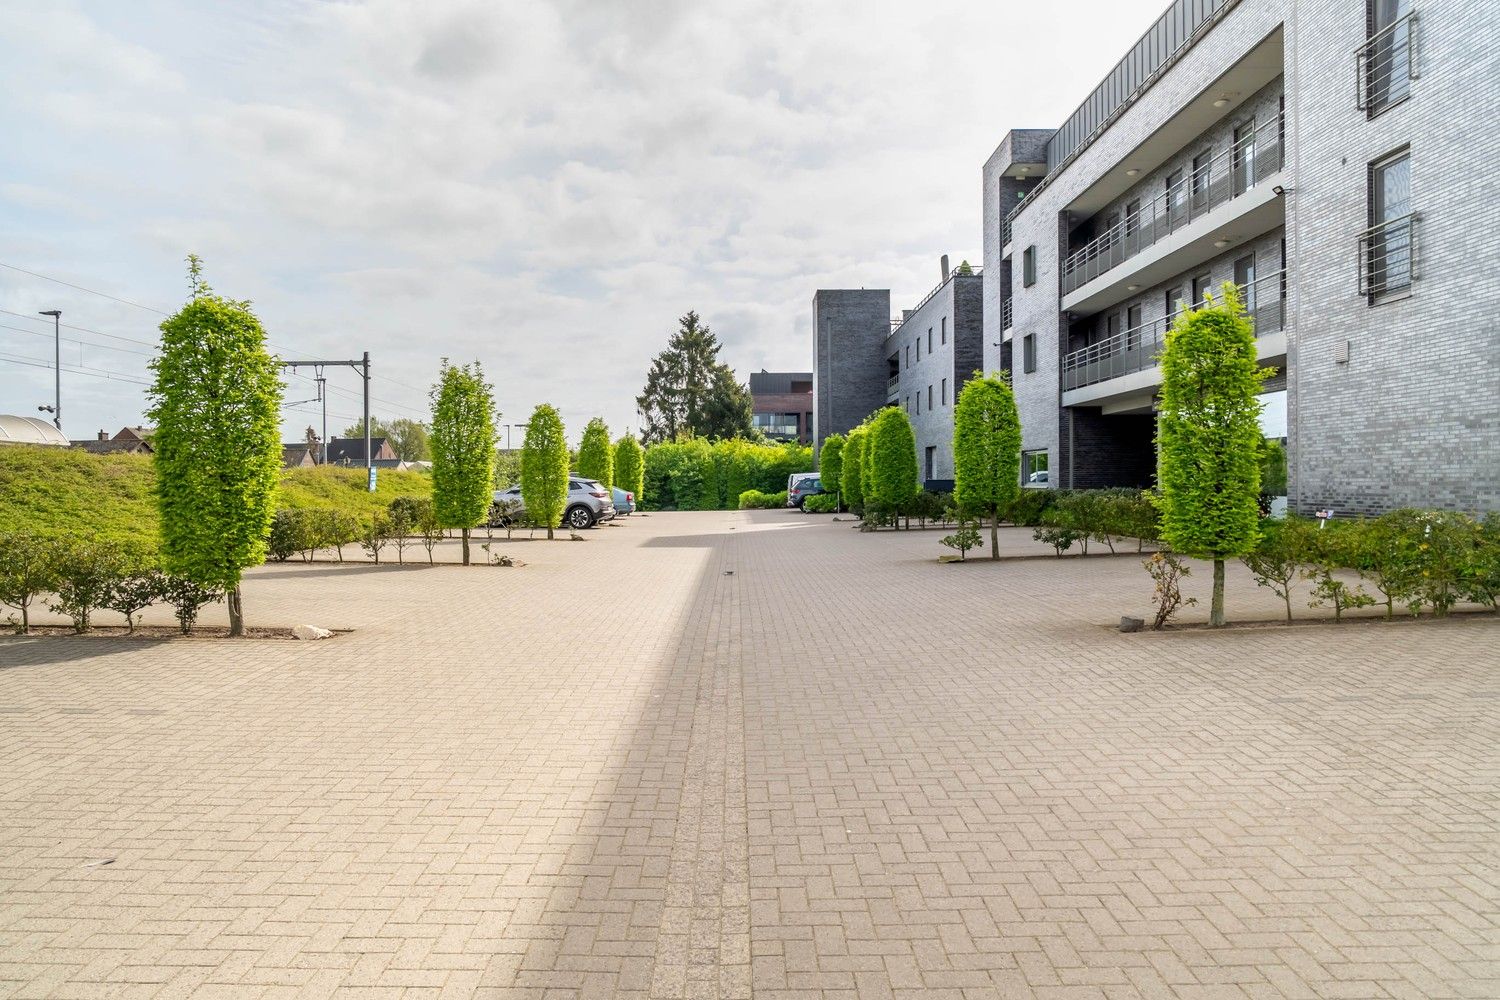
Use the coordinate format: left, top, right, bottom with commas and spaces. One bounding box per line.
1, 511, 1496, 999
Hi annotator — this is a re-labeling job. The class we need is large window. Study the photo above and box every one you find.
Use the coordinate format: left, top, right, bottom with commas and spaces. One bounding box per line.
1022, 450, 1049, 487
1126, 304, 1143, 350
1232, 119, 1256, 196
751, 412, 800, 441
1364, 148, 1413, 297
1023, 246, 1037, 287
1362, 0, 1413, 116
1022, 334, 1036, 373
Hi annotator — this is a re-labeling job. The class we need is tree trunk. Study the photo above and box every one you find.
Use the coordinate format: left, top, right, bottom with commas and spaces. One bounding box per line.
1284, 588, 1293, 624
1210, 559, 1226, 627
461, 528, 471, 566
546, 525, 554, 540
20, 599, 29, 635
228, 585, 244, 637
990, 512, 999, 559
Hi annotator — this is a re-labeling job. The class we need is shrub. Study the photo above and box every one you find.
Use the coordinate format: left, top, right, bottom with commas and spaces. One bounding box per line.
1054, 490, 1117, 554
940, 519, 984, 561
1350, 511, 1422, 617
641, 439, 811, 512
802, 494, 837, 513
866, 409, 919, 528
1464, 512, 1500, 609
1401, 510, 1485, 617
158, 575, 222, 634
818, 434, 844, 510
1033, 523, 1082, 556
417, 499, 445, 563
614, 436, 645, 506
1304, 522, 1376, 621
953, 373, 1021, 558
1006, 489, 1055, 527
0, 531, 61, 634
319, 509, 360, 562
910, 490, 949, 527
577, 418, 615, 489
737, 489, 788, 510
49, 538, 132, 633
841, 427, 867, 516
1106, 491, 1161, 551
268, 510, 304, 562
387, 497, 419, 564
1144, 552, 1197, 629
360, 514, 391, 564
103, 566, 164, 634
1243, 517, 1314, 623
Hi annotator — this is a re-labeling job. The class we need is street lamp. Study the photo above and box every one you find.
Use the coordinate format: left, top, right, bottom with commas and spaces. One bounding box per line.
37, 310, 61, 431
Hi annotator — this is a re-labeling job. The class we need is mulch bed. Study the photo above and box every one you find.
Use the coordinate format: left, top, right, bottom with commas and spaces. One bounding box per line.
7, 626, 353, 641
1119, 607, 1496, 634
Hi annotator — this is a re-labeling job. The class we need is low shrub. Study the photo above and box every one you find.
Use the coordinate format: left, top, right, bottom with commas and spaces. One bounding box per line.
49, 538, 133, 633
158, 575, 222, 634
738, 489, 787, 510
940, 514, 983, 561
1243, 517, 1314, 622
802, 494, 838, 513
1006, 490, 1056, 527
1033, 523, 1082, 556
1304, 522, 1376, 621
1144, 551, 1196, 629
0, 531, 62, 634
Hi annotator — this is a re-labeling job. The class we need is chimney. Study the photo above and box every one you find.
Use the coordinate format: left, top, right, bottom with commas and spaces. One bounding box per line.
940, 254, 950, 282
98, 429, 108, 441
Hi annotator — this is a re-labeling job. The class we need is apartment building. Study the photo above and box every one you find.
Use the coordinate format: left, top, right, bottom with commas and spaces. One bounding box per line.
984, 0, 1499, 514
813, 261, 983, 489
749, 371, 813, 444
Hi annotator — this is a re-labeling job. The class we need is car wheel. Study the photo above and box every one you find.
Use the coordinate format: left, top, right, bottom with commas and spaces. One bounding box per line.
567, 505, 595, 530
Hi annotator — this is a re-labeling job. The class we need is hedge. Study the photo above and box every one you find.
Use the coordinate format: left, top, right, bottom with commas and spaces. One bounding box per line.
641, 439, 812, 511
737, 489, 788, 509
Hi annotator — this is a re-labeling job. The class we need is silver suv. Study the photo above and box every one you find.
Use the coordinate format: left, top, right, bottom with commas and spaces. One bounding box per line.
490, 478, 616, 529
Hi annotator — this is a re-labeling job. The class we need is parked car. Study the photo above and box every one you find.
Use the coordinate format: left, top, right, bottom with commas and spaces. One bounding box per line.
1028, 469, 1049, 484
610, 486, 636, 515
786, 471, 816, 495
788, 476, 824, 508
488, 478, 616, 529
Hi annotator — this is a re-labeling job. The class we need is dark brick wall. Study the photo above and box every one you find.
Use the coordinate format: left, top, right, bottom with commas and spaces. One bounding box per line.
1060, 408, 1157, 490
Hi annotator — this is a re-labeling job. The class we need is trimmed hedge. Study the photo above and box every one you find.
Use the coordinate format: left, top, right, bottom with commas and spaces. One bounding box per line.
642, 439, 812, 511
801, 494, 837, 513
737, 489, 788, 509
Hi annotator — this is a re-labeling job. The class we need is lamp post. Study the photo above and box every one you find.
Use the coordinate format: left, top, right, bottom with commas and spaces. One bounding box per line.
37, 310, 61, 431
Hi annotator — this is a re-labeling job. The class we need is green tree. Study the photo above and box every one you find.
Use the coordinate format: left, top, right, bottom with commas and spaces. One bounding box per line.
636, 311, 752, 443
841, 426, 868, 514
576, 418, 615, 490
819, 434, 845, 511
0, 532, 60, 634
429, 361, 497, 565
1153, 284, 1270, 626
867, 408, 920, 529
522, 404, 569, 539
953, 373, 1022, 558
343, 417, 431, 462
614, 435, 645, 504
147, 256, 283, 637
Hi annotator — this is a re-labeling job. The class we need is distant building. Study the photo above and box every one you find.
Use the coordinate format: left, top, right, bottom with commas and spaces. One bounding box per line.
71, 429, 153, 455
325, 437, 400, 468
281, 442, 317, 468
0, 415, 69, 448
749, 371, 813, 444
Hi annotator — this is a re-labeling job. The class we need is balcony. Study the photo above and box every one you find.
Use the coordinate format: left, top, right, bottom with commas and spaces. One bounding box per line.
1001, 296, 1013, 332
1062, 269, 1286, 394
887, 373, 900, 392
1357, 11, 1416, 117
1358, 213, 1418, 298
1061, 112, 1285, 299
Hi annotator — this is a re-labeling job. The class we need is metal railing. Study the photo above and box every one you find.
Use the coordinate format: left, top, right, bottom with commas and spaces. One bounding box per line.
1061, 111, 1284, 294
1061, 269, 1286, 391
1357, 11, 1417, 116
1002, 296, 1013, 331
887, 373, 900, 392
1358, 214, 1418, 297
1001, 217, 1012, 249
890, 267, 982, 337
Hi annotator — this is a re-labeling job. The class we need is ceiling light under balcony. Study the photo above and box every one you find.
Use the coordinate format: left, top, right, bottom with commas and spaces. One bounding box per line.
1213, 238, 1231, 248
1127, 284, 1140, 291
1213, 96, 1230, 108
1126, 168, 1139, 177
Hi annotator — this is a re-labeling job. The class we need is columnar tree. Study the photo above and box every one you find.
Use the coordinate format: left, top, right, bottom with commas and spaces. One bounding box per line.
819, 433, 845, 510
867, 407, 919, 528
614, 435, 645, 503
953, 373, 1022, 558
430, 361, 498, 565
1154, 284, 1269, 626
147, 256, 282, 636
521, 404, 569, 539
841, 426, 868, 514
576, 418, 615, 489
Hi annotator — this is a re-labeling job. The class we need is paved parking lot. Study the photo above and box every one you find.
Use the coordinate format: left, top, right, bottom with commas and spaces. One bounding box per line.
2, 511, 1497, 999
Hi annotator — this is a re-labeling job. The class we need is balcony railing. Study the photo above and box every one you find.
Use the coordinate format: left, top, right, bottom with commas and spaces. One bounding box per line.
887, 373, 900, 392
1061, 111, 1285, 295
890, 267, 982, 337
1357, 12, 1417, 117
1358, 214, 1418, 297
1001, 216, 1012, 249
1001, 296, 1013, 331
1061, 269, 1286, 391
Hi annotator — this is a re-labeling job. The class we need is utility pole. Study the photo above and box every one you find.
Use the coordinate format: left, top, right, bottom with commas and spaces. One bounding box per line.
37, 310, 61, 431
362, 352, 371, 489
279, 354, 375, 489
316, 367, 327, 464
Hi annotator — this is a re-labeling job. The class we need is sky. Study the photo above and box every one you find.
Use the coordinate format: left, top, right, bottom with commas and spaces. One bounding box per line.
0, 0, 1165, 447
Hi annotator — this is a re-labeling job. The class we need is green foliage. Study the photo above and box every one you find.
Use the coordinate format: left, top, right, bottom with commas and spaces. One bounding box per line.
268, 509, 305, 562
613, 436, 645, 503
0, 449, 158, 546
1243, 517, 1314, 622
0, 531, 62, 633
866, 408, 919, 524
1153, 284, 1270, 626
940, 513, 983, 561
429, 361, 497, 564
521, 404, 570, 538
818, 434, 845, 509
493, 448, 522, 489
840, 427, 867, 515
360, 513, 391, 564
157, 575, 222, 634
342, 416, 431, 462
577, 418, 615, 489
49, 537, 132, 633
1005, 489, 1055, 527
1260, 437, 1288, 496
101, 548, 164, 634
279, 465, 431, 517
636, 311, 753, 443
1144, 552, 1197, 629
147, 257, 283, 635
802, 493, 837, 513
640, 439, 811, 511
910, 490, 951, 527
953, 373, 1021, 556
738, 489, 788, 510
386, 497, 418, 564
417, 499, 445, 564
1033, 524, 1082, 556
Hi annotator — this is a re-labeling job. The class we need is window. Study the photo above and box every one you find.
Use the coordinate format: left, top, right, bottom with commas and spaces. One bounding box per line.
1126, 304, 1143, 350
1192, 272, 1212, 306
941, 317, 947, 344
1023, 246, 1037, 287
916, 390, 920, 415
927, 329, 933, 353
1234, 253, 1257, 315
1232, 119, 1257, 195
925, 446, 936, 482
905, 345, 910, 368
905, 396, 910, 413
1102, 311, 1120, 348
927, 384, 933, 410
1165, 285, 1184, 319
1165, 168, 1185, 218
751, 412, 800, 440
941, 378, 947, 405
1191, 150, 1211, 207
1365, 148, 1413, 296
1022, 334, 1036, 373
1364, 0, 1413, 115
1124, 199, 1141, 245
1022, 450, 1049, 487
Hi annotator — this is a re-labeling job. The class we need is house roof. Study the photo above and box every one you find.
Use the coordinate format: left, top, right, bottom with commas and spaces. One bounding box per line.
71, 438, 153, 455
325, 437, 395, 464
749, 371, 813, 394
0, 415, 69, 446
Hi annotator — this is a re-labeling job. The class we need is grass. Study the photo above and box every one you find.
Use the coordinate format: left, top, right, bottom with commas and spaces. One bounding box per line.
0, 446, 431, 544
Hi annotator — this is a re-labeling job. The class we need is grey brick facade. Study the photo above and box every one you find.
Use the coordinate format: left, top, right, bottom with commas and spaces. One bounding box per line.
812, 290, 890, 463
